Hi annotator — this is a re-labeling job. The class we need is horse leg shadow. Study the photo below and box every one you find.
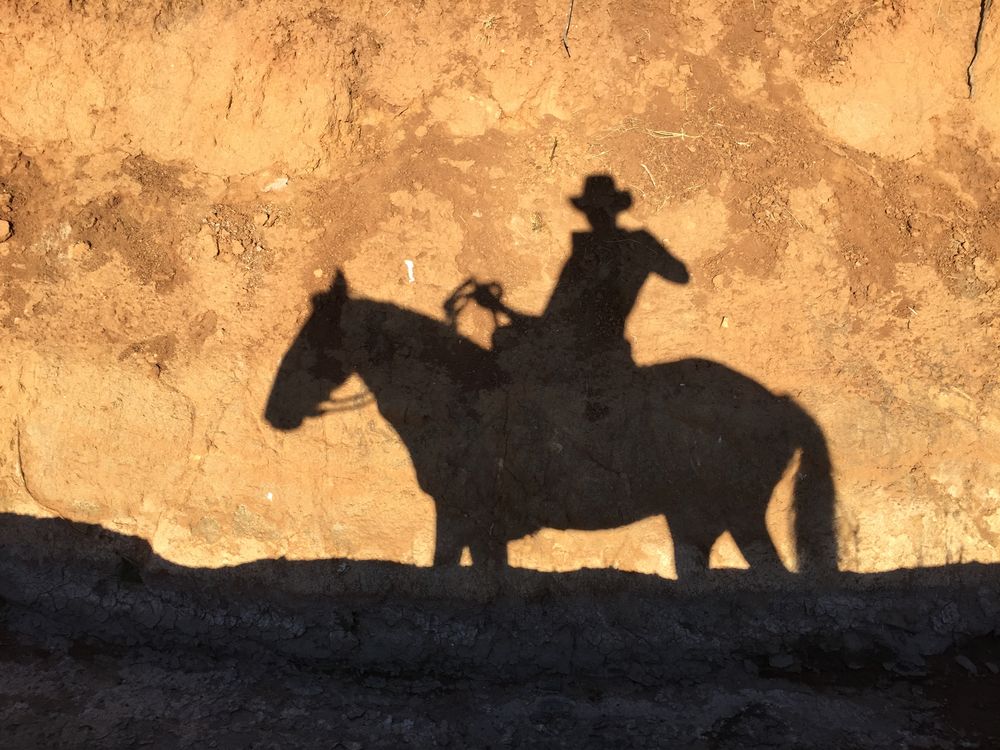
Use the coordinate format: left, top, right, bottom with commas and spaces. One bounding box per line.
433, 527, 465, 566
469, 535, 508, 570
729, 511, 789, 577
433, 509, 508, 570
673, 534, 713, 580
672, 514, 790, 580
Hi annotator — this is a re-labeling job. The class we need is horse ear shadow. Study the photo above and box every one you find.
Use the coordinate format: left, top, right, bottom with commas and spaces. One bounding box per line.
334, 268, 349, 296
308, 269, 350, 309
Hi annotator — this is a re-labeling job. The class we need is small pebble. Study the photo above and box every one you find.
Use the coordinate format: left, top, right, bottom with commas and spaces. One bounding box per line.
68, 240, 90, 259
768, 653, 795, 669
0, 219, 11, 242
955, 654, 978, 675
721, 315, 730, 328
0, 192, 11, 211
262, 176, 289, 192
195, 225, 219, 259
253, 211, 269, 227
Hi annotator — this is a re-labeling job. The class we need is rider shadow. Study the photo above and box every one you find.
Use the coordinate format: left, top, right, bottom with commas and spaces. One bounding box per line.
265, 174, 838, 580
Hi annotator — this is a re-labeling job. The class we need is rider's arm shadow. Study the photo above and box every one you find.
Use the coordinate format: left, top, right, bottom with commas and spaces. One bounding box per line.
627, 229, 690, 286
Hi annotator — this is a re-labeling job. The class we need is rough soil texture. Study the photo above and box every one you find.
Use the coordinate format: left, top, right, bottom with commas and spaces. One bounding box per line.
2, 0, 1000, 746
4, 0, 1000, 572
2, 514, 1000, 747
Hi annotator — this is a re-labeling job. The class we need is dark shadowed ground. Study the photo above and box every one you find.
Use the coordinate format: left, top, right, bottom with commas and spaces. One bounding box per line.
2, 513, 999, 748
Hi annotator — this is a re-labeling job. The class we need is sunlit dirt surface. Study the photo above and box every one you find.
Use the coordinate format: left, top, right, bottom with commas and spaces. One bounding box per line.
3, 0, 999, 575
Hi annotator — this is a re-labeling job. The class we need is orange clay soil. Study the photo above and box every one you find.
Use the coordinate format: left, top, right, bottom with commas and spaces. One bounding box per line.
1, 0, 999, 578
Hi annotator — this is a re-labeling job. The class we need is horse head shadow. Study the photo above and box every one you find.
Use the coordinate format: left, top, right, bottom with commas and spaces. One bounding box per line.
265, 174, 838, 580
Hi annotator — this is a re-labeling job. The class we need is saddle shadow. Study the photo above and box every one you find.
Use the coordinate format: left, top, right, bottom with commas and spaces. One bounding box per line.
265, 174, 837, 580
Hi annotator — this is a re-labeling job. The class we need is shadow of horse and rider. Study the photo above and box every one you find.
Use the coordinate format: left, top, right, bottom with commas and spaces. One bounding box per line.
265, 174, 838, 579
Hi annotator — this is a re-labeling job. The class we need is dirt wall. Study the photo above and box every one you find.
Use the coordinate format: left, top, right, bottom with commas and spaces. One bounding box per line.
2, 0, 1000, 584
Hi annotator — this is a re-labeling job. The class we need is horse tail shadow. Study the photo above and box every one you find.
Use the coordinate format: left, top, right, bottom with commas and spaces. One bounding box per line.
788, 398, 838, 577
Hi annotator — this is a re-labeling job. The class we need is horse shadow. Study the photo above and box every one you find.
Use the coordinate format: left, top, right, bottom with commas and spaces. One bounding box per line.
265, 174, 838, 579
